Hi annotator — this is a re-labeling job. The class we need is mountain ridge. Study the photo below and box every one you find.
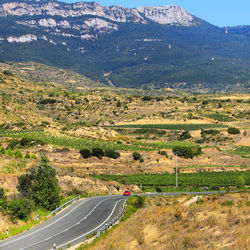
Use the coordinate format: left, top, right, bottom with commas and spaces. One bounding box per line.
0, 0, 249, 92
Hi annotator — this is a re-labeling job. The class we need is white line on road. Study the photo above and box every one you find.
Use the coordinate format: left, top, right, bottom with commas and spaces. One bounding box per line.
19, 197, 121, 250
0, 197, 101, 247
57, 199, 124, 249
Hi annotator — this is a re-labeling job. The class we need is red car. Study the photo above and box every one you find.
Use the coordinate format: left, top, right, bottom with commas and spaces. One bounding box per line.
123, 190, 131, 196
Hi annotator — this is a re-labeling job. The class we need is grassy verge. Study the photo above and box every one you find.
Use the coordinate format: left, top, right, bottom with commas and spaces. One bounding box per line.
75, 196, 144, 250
0, 207, 50, 240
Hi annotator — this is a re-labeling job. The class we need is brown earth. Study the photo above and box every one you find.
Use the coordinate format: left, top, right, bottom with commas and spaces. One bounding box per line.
89, 193, 250, 250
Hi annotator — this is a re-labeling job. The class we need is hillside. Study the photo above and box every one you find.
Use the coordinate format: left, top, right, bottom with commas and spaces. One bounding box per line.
0, 72, 249, 180
85, 193, 250, 250
0, 0, 249, 92
0, 70, 249, 244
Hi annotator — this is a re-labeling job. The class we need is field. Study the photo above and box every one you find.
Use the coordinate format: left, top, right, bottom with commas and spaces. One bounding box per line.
112, 123, 227, 130
92, 171, 250, 190
0, 130, 199, 152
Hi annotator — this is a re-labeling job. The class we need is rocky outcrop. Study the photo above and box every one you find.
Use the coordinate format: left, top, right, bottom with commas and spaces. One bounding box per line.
0, 0, 197, 26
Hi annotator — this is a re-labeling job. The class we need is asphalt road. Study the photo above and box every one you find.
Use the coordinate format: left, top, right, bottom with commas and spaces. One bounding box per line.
0, 191, 232, 250
0, 195, 126, 250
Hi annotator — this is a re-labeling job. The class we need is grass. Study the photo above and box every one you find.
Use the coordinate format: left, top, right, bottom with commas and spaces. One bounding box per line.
227, 146, 250, 158
0, 207, 50, 240
87, 193, 250, 250
111, 124, 227, 130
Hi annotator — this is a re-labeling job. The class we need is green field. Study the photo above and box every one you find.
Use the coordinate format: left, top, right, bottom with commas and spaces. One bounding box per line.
0, 130, 198, 152
111, 124, 227, 131
92, 171, 250, 188
203, 113, 236, 122
228, 146, 250, 159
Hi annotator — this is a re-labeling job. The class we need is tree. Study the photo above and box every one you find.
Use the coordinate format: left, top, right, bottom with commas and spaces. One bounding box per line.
133, 152, 142, 161
92, 148, 104, 159
227, 127, 240, 135
17, 158, 60, 210
178, 130, 192, 141
80, 149, 92, 159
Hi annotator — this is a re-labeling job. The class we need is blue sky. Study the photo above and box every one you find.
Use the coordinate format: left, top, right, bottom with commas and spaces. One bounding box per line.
61, 0, 250, 27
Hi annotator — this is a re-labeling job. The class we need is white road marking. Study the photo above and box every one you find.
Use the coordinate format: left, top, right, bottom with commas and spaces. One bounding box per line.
20, 197, 121, 250
0, 196, 103, 247
57, 199, 123, 249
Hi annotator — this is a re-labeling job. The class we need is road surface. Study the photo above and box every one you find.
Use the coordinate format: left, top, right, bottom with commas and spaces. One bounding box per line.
0, 191, 230, 250
0, 195, 126, 250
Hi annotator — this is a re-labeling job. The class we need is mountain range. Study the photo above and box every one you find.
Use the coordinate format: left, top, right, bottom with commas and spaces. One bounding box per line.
0, 0, 250, 92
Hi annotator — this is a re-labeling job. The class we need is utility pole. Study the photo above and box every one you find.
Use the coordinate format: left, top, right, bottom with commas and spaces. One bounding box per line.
176, 153, 178, 188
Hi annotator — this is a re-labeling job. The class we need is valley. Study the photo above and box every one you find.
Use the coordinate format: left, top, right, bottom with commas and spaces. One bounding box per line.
0, 1, 249, 249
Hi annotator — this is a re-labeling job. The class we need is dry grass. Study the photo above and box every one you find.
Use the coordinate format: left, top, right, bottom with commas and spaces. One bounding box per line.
89, 193, 250, 250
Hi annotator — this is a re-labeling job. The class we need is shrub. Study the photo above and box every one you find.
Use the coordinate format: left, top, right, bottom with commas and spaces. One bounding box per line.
80, 149, 92, 159
7, 198, 34, 221
158, 150, 168, 158
104, 150, 120, 159
0, 146, 5, 154
14, 149, 23, 158
178, 130, 192, 141
133, 152, 142, 161
201, 129, 219, 136
227, 127, 240, 135
133, 196, 145, 208
20, 138, 45, 147
221, 200, 234, 206
155, 186, 162, 192
173, 145, 202, 159
2, 70, 14, 76
92, 148, 104, 159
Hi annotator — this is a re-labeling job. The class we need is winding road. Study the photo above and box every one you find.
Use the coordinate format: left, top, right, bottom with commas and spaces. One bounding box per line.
0, 191, 230, 250
0, 195, 126, 250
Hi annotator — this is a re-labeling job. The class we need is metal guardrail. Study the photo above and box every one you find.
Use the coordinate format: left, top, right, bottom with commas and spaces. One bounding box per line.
96, 199, 127, 237
49, 197, 79, 216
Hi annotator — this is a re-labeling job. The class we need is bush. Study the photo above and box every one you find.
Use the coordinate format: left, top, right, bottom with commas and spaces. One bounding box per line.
20, 138, 45, 147
133, 152, 142, 161
2, 70, 14, 76
7, 198, 34, 221
0, 146, 5, 154
173, 145, 202, 159
133, 196, 145, 208
92, 148, 104, 159
201, 129, 219, 136
104, 150, 120, 159
80, 149, 92, 159
178, 130, 192, 141
227, 127, 240, 135
14, 149, 23, 158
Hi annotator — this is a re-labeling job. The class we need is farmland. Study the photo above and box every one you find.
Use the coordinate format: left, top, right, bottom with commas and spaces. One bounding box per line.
92, 171, 250, 189
112, 124, 227, 130
0, 130, 198, 152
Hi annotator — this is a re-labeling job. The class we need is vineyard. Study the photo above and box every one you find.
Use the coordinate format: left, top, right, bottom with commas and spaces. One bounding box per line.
0, 130, 197, 152
228, 146, 250, 158
92, 171, 250, 188
202, 113, 236, 122
111, 124, 227, 130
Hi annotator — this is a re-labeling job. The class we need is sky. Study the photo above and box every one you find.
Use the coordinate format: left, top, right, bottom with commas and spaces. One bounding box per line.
61, 0, 250, 27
